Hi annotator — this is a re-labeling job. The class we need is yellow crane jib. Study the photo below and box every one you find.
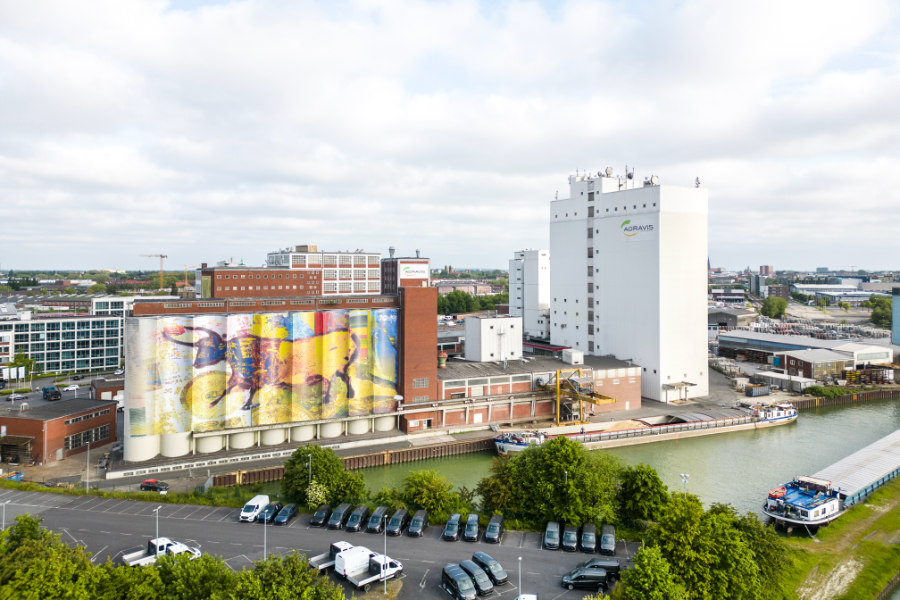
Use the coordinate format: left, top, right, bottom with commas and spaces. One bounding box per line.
545, 369, 617, 427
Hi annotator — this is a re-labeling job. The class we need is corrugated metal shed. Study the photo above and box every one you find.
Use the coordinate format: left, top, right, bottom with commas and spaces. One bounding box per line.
813, 429, 900, 504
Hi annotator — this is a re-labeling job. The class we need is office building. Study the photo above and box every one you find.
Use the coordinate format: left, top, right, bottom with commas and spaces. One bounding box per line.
760, 265, 774, 275
509, 249, 550, 340
549, 169, 708, 401
0, 314, 123, 372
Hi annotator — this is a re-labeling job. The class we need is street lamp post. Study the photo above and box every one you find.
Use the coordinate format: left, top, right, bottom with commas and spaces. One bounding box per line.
680, 473, 690, 497
153, 506, 162, 542
86, 442, 90, 490
383, 514, 388, 594
564, 470, 568, 505
264, 512, 267, 558
518, 557, 522, 594
307, 454, 311, 485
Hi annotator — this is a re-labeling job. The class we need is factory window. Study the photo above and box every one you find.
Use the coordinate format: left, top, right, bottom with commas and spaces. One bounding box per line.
413, 378, 429, 388
450, 392, 465, 399
225, 287, 230, 291
413, 395, 430, 403
613, 379, 620, 384
225, 275, 230, 279
653, 370, 657, 373
241, 287, 245, 290
339, 256, 352, 265
588, 342, 594, 351
217, 275, 221, 279
264, 274, 268, 279
606, 209, 609, 213
643, 204, 646, 208
217, 287, 221, 291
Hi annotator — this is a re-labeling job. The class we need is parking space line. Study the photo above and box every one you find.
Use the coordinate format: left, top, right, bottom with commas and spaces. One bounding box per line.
182, 506, 205, 520
88, 498, 117, 511
199, 509, 221, 521
219, 509, 240, 522
161, 505, 189, 518
103, 501, 128, 513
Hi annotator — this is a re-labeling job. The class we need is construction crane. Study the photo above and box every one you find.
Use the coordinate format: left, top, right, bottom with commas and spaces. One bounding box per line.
140, 254, 168, 290
184, 264, 200, 287
536, 369, 617, 427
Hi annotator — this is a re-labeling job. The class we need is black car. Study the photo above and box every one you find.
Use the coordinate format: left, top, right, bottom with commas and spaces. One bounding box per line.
386, 509, 409, 536
600, 524, 616, 556
463, 514, 480, 542
408, 510, 428, 537
543, 521, 560, 550
483, 515, 504, 544
460, 560, 494, 596
442, 564, 477, 600
72, 374, 85, 381
367, 506, 389, 533
327, 503, 352, 530
579, 558, 621, 581
257, 502, 284, 523
581, 523, 597, 553
310, 504, 332, 527
274, 503, 298, 525
562, 567, 608, 591
139, 479, 169, 492
345, 505, 370, 532
562, 524, 579, 552
443, 514, 461, 541
471, 552, 508, 585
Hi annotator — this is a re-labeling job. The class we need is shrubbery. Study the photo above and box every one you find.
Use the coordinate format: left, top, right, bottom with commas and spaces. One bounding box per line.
803, 385, 852, 399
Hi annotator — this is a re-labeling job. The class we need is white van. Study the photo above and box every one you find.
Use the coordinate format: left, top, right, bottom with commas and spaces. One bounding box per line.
335, 546, 373, 578
239, 494, 270, 522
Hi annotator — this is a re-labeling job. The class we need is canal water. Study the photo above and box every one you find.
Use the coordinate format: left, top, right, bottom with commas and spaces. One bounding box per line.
358, 398, 900, 517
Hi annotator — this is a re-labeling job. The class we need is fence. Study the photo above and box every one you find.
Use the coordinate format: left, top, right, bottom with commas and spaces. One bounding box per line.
213, 437, 494, 488
793, 389, 900, 410
876, 569, 900, 600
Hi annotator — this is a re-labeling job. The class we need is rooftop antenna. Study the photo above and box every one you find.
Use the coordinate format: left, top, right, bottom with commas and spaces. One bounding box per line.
695, 177, 701, 188
555, 191, 558, 200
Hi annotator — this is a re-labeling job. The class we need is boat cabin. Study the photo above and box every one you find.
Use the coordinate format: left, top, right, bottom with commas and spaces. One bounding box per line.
764, 476, 842, 526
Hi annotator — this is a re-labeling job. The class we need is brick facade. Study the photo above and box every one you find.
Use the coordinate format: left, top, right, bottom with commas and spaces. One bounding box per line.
0, 401, 118, 464
399, 286, 439, 407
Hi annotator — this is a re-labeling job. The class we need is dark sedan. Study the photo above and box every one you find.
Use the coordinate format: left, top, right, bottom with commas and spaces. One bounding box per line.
274, 504, 298, 525
139, 479, 169, 493
257, 502, 284, 524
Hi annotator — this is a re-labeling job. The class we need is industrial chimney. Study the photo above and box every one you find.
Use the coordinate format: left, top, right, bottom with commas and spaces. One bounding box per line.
389, 246, 396, 259
415, 249, 421, 258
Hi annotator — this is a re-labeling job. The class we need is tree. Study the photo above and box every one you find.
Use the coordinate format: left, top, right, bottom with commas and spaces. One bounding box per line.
618, 546, 687, 600
837, 301, 850, 312
733, 511, 790, 594
282, 445, 365, 506
476, 457, 515, 512
170, 283, 178, 297
96, 560, 164, 599
505, 436, 622, 525
401, 470, 455, 516
90, 283, 108, 294
155, 553, 236, 600
759, 297, 787, 319
7, 354, 36, 376
619, 463, 668, 521
223, 551, 345, 600
870, 295, 892, 328
372, 485, 405, 511
64, 287, 75, 293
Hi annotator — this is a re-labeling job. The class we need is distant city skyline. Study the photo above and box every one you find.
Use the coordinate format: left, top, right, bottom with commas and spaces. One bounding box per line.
1, 0, 899, 271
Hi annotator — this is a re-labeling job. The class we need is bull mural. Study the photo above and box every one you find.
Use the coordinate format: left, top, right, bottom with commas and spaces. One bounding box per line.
124, 310, 398, 436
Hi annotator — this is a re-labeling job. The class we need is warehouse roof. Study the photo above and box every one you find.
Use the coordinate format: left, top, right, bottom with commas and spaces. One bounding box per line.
438, 354, 633, 381
0, 399, 117, 422
719, 330, 857, 350
782, 349, 854, 363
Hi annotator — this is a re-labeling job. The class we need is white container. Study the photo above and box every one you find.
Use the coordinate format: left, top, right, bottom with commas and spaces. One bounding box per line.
335, 546, 373, 578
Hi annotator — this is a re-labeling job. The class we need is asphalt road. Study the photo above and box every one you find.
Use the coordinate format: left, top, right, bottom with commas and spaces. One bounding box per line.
0, 489, 639, 599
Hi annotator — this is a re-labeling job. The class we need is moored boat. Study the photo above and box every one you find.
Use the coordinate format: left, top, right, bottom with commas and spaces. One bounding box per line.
493, 431, 547, 456
762, 476, 843, 528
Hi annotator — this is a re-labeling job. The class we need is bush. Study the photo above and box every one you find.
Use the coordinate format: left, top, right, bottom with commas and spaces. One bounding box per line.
13, 388, 29, 394
803, 385, 852, 399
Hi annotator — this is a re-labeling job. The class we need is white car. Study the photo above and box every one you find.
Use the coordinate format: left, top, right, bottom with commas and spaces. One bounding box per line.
63, 385, 79, 391
8, 394, 27, 401
114, 369, 124, 375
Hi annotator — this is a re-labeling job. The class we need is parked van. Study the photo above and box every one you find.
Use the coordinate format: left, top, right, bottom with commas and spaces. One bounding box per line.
367, 506, 389, 533
460, 560, 494, 595
408, 510, 429, 537
561, 567, 608, 592
442, 563, 477, 600
578, 558, 621, 581
580, 523, 597, 553
346, 505, 371, 532
334, 546, 373, 578
328, 503, 352, 530
543, 521, 560, 550
386, 509, 409, 536
600, 524, 616, 556
239, 495, 269, 523
310, 504, 332, 527
463, 514, 480, 542
562, 524, 579, 552
483, 515, 504, 544
471, 552, 508, 585
443, 514, 462, 541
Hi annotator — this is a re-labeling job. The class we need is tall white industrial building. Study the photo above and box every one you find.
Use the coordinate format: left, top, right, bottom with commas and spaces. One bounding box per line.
509, 249, 550, 340
549, 169, 709, 401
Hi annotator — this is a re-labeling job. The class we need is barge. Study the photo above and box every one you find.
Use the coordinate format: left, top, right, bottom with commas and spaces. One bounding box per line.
763, 427, 900, 530
494, 401, 797, 455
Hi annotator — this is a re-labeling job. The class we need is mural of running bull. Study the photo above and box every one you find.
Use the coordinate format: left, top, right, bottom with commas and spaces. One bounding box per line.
125, 310, 398, 435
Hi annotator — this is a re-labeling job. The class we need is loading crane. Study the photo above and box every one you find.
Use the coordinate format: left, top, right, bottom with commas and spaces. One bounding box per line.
184, 264, 200, 287
140, 254, 168, 290
536, 369, 617, 427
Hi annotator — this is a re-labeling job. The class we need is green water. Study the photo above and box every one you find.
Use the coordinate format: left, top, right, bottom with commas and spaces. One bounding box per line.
353, 399, 900, 517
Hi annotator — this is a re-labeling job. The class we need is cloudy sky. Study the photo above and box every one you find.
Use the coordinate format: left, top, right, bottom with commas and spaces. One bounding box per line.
1, 0, 898, 273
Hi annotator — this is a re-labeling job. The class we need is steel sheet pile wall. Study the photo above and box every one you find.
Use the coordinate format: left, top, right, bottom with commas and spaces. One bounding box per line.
125, 310, 398, 437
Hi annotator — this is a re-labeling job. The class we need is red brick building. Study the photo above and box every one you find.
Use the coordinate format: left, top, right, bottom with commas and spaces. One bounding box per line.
91, 376, 124, 400
399, 355, 641, 433
0, 399, 118, 464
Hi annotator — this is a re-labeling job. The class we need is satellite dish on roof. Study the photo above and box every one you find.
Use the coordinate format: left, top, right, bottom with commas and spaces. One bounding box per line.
605, 167, 613, 177
650, 175, 659, 185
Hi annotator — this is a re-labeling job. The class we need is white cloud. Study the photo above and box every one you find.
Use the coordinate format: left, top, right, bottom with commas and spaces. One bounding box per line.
0, 0, 898, 271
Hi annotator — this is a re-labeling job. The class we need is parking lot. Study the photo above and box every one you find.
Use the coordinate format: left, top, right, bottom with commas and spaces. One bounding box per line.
0, 488, 639, 599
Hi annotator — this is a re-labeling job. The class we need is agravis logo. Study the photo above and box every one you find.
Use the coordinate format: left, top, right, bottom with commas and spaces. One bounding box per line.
621, 220, 654, 237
